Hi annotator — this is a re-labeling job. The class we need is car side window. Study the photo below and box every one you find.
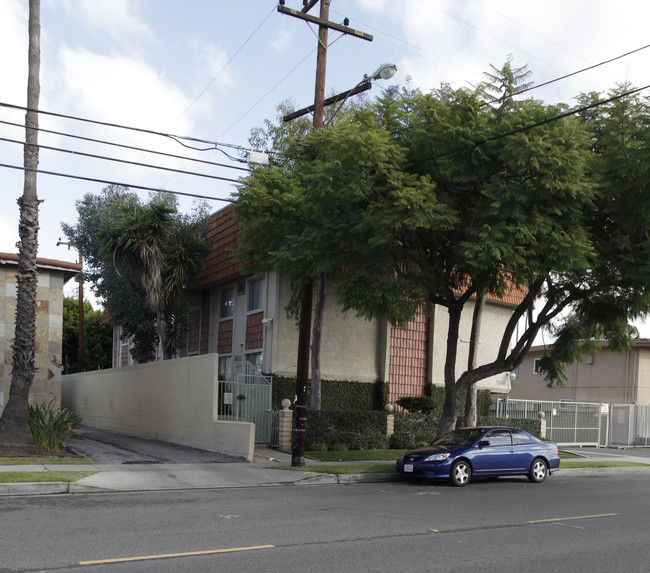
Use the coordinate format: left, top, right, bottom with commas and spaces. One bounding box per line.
511, 430, 532, 445
484, 429, 512, 446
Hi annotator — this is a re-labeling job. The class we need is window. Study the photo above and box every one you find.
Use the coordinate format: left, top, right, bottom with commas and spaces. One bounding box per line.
220, 286, 235, 318
219, 356, 233, 381
246, 352, 263, 374
511, 429, 535, 445
533, 358, 543, 375
483, 429, 512, 446
247, 276, 265, 312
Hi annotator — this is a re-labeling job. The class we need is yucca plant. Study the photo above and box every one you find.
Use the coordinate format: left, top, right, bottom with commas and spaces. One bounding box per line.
25, 401, 83, 452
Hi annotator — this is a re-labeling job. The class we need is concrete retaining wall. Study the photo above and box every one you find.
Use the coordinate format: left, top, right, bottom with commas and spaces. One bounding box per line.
61, 354, 254, 460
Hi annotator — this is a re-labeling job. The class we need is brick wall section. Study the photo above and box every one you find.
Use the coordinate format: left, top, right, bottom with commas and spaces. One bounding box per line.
388, 310, 429, 408
246, 312, 264, 350
195, 205, 242, 288
218, 320, 233, 354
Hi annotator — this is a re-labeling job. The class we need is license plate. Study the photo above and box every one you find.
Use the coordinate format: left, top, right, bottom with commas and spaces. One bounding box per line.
404, 464, 413, 472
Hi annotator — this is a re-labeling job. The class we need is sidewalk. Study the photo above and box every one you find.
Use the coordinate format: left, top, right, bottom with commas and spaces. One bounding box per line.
1, 428, 649, 496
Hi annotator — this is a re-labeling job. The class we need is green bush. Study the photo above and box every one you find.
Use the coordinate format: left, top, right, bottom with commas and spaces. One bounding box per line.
272, 376, 387, 411
306, 441, 328, 452
396, 396, 438, 414
389, 412, 438, 449
305, 410, 388, 450
25, 401, 83, 452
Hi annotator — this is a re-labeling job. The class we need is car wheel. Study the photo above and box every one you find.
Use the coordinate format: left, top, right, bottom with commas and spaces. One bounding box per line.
528, 458, 548, 483
450, 460, 471, 487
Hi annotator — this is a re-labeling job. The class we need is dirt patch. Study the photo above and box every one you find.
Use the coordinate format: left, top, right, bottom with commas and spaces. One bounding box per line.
0, 444, 82, 459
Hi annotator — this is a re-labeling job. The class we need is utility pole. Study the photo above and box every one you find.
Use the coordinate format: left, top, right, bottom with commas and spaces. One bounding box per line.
278, 0, 373, 467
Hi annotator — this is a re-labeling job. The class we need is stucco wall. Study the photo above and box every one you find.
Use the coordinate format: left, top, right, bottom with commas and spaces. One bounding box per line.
271, 272, 385, 382
61, 354, 254, 460
0, 265, 65, 412
511, 345, 650, 405
430, 300, 514, 393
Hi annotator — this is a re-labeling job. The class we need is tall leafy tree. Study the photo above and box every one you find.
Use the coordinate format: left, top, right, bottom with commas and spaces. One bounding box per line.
62, 186, 210, 362
236, 71, 650, 437
0, 0, 41, 447
62, 297, 112, 373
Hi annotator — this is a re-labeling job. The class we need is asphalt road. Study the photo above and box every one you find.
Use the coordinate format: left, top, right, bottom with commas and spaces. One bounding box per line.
1, 473, 649, 572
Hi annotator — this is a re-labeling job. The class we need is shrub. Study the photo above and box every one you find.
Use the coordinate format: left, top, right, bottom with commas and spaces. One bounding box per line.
25, 401, 83, 452
389, 412, 438, 449
306, 410, 388, 450
396, 395, 438, 414
306, 441, 328, 452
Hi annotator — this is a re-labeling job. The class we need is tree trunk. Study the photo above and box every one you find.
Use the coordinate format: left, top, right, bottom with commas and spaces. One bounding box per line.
0, 0, 41, 447
436, 303, 463, 437
464, 291, 485, 427
309, 273, 326, 410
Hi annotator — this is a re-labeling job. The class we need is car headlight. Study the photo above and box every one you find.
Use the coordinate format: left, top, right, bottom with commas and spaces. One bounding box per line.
424, 453, 450, 462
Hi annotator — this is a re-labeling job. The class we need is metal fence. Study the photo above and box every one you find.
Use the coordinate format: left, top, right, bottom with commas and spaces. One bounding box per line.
495, 398, 608, 447
216, 370, 272, 443
610, 404, 650, 447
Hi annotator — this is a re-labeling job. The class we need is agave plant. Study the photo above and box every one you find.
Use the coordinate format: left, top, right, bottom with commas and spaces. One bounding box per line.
25, 401, 83, 452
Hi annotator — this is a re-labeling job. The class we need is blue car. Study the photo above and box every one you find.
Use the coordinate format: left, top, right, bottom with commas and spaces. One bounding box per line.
396, 426, 560, 487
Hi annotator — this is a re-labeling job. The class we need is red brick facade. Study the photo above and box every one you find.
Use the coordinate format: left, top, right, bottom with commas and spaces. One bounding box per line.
388, 311, 429, 407
195, 206, 242, 288
217, 320, 233, 354
245, 312, 264, 350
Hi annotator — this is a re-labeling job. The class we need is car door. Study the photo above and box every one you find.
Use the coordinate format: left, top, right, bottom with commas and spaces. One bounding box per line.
471, 429, 515, 475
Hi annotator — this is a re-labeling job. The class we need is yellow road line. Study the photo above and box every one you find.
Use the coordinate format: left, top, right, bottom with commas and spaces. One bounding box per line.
79, 544, 275, 565
528, 513, 618, 524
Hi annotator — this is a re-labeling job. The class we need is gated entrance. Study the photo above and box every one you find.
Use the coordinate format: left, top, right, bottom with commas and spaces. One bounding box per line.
217, 362, 272, 443
495, 398, 608, 447
610, 404, 650, 447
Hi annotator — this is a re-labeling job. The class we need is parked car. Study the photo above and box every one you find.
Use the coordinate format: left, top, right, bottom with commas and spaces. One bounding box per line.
396, 426, 560, 487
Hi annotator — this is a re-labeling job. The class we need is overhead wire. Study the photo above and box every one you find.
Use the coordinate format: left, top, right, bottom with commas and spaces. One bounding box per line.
0, 135, 243, 183
0, 163, 237, 203
0, 118, 249, 172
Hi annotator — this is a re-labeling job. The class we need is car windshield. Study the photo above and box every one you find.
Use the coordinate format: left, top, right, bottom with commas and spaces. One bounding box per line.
433, 428, 484, 447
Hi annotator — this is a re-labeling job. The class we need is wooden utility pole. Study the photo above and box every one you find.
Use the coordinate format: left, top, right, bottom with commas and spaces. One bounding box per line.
278, 0, 372, 467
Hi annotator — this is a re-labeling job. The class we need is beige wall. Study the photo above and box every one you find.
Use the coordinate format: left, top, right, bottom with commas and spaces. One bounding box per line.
270, 272, 386, 382
61, 354, 255, 460
430, 300, 515, 393
511, 345, 650, 405
0, 265, 65, 412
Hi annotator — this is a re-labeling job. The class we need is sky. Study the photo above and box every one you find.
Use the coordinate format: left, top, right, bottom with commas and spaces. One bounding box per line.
2, 0, 650, 316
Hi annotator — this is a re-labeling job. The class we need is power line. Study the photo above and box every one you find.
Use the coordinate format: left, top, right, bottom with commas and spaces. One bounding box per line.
0, 135, 245, 183
0, 163, 237, 202
0, 101, 255, 158
433, 83, 650, 159
0, 118, 250, 172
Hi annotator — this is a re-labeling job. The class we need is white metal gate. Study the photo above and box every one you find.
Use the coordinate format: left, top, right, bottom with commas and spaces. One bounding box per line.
610, 404, 650, 447
217, 363, 272, 443
496, 398, 608, 447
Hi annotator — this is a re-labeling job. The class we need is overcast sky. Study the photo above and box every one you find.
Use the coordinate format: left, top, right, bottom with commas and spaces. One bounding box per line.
2, 0, 650, 316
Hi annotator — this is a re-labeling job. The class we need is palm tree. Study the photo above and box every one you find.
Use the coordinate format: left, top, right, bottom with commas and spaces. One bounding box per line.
0, 0, 41, 447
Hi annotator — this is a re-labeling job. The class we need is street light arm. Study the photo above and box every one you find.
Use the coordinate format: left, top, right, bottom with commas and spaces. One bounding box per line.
282, 80, 372, 122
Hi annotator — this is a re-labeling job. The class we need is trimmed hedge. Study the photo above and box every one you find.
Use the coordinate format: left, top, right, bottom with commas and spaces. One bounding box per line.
272, 375, 387, 411
389, 412, 438, 449
305, 410, 389, 450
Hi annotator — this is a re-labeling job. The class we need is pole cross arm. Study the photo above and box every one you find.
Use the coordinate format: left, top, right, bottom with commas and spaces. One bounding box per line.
277, 4, 373, 41
282, 79, 372, 122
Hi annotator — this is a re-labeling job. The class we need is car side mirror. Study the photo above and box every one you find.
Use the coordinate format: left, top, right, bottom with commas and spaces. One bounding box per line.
478, 440, 490, 448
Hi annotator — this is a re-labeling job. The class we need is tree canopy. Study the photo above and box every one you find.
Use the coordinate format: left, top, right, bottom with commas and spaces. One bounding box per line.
61, 186, 210, 363
235, 68, 650, 435
62, 297, 112, 373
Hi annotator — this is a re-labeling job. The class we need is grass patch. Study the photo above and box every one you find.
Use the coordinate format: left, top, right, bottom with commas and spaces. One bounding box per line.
0, 471, 97, 483
558, 451, 582, 459
560, 460, 649, 468
276, 463, 397, 474
0, 457, 91, 466
306, 449, 405, 462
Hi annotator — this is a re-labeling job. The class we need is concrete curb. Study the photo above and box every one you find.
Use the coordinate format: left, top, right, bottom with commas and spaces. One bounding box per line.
2, 466, 649, 497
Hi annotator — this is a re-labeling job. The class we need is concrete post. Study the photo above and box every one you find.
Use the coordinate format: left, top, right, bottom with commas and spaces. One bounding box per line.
278, 398, 293, 453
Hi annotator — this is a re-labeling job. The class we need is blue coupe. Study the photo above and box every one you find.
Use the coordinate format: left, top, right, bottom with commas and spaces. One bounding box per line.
396, 426, 560, 487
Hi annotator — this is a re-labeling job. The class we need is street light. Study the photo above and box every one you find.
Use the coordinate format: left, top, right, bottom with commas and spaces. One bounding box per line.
282, 63, 398, 123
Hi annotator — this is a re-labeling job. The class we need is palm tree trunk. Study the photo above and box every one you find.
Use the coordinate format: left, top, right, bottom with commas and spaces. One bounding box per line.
0, 0, 41, 446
